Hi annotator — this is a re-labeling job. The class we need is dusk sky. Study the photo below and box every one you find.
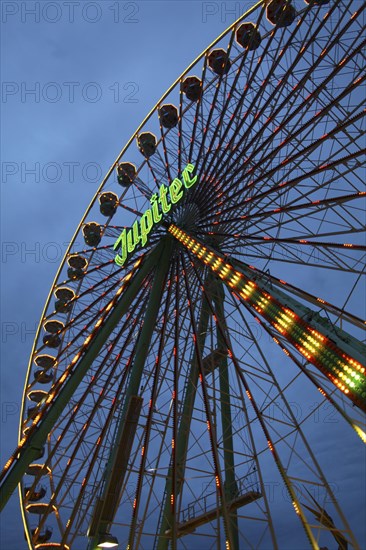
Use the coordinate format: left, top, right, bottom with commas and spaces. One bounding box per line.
1, 1, 365, 549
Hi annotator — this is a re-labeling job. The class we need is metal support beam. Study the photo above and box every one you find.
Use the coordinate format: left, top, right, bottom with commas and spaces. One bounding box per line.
168, 225, 366, 412
0, 243, 164, 511
213, 280, 239, 550
87, 396, 143, 537
157, 280, 211, 550
229, 257, 366, 366
88, 237, 174, 549
164, 489, 262, 539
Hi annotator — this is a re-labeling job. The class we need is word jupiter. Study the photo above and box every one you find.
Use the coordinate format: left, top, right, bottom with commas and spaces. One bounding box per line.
114, 164, 197, 266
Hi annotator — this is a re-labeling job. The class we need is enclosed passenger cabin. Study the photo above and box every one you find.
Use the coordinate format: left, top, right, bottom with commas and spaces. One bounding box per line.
31, 528, 53, 544
83, 222, 102, 247
27, 390, 48, 403
67, 254, 88, 281
34, 355, 56, 370
117, 162, 136, 187
137, 132, 157, 157
208, 49, 231, 75
34, 370, 54, 384
42, 333, 61, 348
159, 104, 179, 129
24, 485, 47, 502
26, 464, 51, 477
181, 76, 202, 101
236, 23, 261, 50
99, 192, 118, 217
42, 320, 63, 348
266, 0, 296, 27
43, 320, 64, 334
54, 286, 75, 314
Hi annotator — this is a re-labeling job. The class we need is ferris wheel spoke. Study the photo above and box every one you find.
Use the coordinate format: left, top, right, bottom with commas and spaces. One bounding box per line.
190, 19, 249, 176
224, 284, 365, 436
197, 192, 364, 251
233, 237, 365, 274
185, 70, 207, 165
88, 238, 174, 549
148, 149, 174, 189
201, 162, 364, 243
30, 288, 152, 454
190, 251, 362, 547
191, 7, 268, 188
242, 188, 366, 241
37, 249, 152, 353
235, 12, 364, 176
186, 252, 335, 548
198, 1, 314, 172
230, 248, 365, 278
198, 144, 365, 239
170, 225, 366, 406
0, 244, 165, 507
197, 58, 360, 212
211, 277, 279, 548
29, 264, 152, 390
198, 37, 365, 214
171, 257, 180, 549
202, 232, 366, 252
126, 265, 175, 550
56, 326, 146, 547
209, 234, 365, 276
157, 263, 213, 550
179, 252, 239, 550
192, 15, 288, 205
23, 286, 151, 429
198, 88, 365, 226
157, 117, 176, 187
41, 285, 151, 472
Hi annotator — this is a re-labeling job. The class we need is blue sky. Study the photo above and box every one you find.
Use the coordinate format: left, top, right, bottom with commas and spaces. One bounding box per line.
1, 1, 365, 549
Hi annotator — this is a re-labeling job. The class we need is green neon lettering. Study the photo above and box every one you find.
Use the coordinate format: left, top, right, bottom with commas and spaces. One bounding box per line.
159, 183, 171, 214
113, 229, 127, 267
182, 163, 197, 188
169, 178, 184, 204
140, 208, 153, 247
127, 220, 141, 253
114, 164, 197, 266
150, 194, 162, 223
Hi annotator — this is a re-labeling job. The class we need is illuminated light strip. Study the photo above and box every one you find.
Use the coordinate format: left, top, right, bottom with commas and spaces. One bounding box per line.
23, 308, 145, 536
352, 425, 366, 444
34, 543, 69, 549
168, 225, 366, 410
0, 259, 145, 479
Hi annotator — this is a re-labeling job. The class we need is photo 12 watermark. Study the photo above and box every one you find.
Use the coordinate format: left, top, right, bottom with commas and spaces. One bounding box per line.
2, 161, 102, 184
2, 240, 80, 263
1, 402, 20, 423
202, 2, 252, 23
1, 81, 140, 104
1, 321, 38, 344
1, 1, 140, 24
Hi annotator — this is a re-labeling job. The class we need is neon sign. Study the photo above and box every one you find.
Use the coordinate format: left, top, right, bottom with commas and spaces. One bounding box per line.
114, 163, 197, 266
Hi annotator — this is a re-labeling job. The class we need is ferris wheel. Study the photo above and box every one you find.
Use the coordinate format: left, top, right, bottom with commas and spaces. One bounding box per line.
1, 0, 365, 548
